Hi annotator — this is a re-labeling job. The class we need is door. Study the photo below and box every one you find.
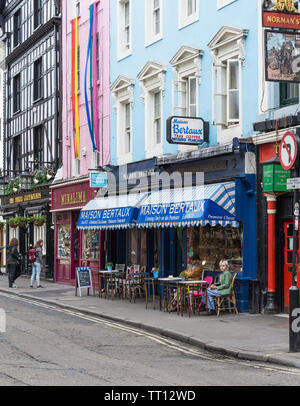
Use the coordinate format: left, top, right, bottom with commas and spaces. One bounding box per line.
283, 222, 300, 309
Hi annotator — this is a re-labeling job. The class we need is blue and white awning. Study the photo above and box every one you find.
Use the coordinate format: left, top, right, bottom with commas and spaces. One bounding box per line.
136, 182, 239, 228
77, 193, 147, 230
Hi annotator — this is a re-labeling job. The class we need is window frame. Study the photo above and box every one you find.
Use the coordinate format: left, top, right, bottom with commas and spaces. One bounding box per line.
13, 10, 22, 48
13, 73, 21, 114
118, 0, 132, 60
279, 83, 300, 107
145, 0, 163, 46
34, 0, 43, 29
34, 57, 43, 101
178, 0, 199, 30
33, 125, 44, 168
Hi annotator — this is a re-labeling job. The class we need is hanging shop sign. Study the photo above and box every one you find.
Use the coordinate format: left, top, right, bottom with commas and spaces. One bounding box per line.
263, 163, 291, 192
263, 0, 300, 29
279, 131, 300, 170
265, 30, 300, 83
166, 116, 209, 145
90, 172, 108, 188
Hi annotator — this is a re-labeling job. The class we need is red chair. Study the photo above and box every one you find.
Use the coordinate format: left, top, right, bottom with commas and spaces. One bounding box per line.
189, 276, 213, 313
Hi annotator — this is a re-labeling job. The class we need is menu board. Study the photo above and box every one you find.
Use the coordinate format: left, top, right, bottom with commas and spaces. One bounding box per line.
76, 267, 93, 297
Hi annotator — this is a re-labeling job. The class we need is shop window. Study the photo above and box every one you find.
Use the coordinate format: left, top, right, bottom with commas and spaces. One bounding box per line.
280, 83, 299, 107
187, 224, 243, 273
82, 230, 100, 260
57, 224, 71, 258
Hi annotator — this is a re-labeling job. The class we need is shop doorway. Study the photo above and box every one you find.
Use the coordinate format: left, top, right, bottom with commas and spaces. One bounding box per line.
283, 222, 300, 310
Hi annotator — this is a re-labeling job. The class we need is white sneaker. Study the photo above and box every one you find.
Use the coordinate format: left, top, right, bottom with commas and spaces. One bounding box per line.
12, 284, 17, 288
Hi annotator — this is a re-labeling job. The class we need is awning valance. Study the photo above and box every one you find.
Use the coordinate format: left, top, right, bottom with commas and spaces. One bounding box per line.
77, 193, 147, 230
136, 182, 239, 229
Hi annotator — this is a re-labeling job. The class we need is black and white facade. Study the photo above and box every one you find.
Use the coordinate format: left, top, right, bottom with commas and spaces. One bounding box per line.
0, 0, 61, 279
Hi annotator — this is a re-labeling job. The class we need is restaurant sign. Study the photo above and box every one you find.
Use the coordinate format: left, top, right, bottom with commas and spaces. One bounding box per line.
51, 181, 98, 211
166, 116, 209, 145
9, 192, 42, 205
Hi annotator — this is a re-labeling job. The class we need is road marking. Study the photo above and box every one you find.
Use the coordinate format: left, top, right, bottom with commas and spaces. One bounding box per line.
1, 291, 300, 376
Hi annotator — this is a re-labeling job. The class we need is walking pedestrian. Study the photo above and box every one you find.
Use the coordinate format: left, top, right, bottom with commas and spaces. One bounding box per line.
6, 238, 21, 288
30, 240, 44, 288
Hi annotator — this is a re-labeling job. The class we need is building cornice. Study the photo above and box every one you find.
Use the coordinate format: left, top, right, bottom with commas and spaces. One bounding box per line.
251, 125, 300, 145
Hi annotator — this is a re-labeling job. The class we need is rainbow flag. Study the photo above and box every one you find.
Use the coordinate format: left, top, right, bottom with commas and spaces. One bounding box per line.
71, 17, 80, 159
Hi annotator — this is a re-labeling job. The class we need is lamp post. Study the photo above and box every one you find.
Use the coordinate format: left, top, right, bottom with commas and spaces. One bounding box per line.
20, 168, 33, 190
0, 176, 8, 197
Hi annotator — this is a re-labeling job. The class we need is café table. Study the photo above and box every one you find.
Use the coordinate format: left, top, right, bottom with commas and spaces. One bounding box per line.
177, 280, 209, 317
153, 277, 183, 312
94, 270, 125, 300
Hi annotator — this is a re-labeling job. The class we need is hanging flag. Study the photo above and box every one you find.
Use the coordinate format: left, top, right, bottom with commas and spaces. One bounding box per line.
84, 2, 98, 152
71, 17, 80, 159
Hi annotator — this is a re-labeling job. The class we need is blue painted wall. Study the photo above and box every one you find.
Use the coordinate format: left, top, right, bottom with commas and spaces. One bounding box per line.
110, 0, 259, 164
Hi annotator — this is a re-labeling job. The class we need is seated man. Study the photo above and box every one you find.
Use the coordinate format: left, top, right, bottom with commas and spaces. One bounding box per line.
201, 260, 233, 315
169, 254, 203, 311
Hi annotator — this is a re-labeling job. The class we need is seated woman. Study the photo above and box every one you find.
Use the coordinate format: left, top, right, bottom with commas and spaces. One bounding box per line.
201, 260, 233, 315
169, 254, 203, 311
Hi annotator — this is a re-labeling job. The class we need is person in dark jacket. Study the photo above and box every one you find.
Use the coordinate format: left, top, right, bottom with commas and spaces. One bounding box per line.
6, 238, 21, 288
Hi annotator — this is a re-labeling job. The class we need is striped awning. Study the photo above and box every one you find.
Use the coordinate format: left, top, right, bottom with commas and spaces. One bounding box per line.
136, 182, 239, 229
77, 193, 147, 230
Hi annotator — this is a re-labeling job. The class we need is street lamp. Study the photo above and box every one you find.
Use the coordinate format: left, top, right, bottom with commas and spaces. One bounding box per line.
0, 176, 8, 197
20, 168, 33, 190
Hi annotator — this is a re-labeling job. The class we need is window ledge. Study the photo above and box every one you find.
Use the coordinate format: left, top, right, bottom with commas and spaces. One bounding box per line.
145, 34, 163, 48
178, 15, 199, 30
117, 49, 132, 62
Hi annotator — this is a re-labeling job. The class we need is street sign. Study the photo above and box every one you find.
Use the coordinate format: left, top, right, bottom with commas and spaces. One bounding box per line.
90, 172, 108, 188
287, 178, 300, 190
279, 131, 300, 171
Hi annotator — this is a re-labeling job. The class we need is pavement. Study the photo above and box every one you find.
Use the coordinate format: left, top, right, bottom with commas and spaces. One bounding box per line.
1, 273, 300, 369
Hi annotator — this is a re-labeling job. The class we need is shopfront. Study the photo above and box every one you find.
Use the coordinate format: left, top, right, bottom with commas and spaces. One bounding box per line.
78, 143, 257, 312
1, 188, 53, 278
51, 178, 102, 285
256, 137, 297, 312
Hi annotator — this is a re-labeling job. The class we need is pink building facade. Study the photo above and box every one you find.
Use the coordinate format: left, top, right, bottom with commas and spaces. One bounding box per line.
51, 0, 110, 285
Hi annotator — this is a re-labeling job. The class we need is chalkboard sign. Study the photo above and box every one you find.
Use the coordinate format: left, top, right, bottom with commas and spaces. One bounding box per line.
76, 267, 93, 297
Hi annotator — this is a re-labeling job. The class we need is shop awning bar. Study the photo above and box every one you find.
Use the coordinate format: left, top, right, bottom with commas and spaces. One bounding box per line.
136, 182, 239, 229
77, 193, 148, 230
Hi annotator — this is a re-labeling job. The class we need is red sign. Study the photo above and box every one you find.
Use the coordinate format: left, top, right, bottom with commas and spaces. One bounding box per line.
51, 180, 98, 211
279, 131, 299, 170
263, 11, 300, 29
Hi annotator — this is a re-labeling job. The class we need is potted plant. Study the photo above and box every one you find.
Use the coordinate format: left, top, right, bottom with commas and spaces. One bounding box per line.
179, 272, 188, 280
33, 215, 47, 226
0, 222, 5, 230
7, 178, 21, 194
151, 267, 160, 278
105, 262, 114, 271
7, 217, 18, 228
14, 216, 28, 228
32, 169, 47, 186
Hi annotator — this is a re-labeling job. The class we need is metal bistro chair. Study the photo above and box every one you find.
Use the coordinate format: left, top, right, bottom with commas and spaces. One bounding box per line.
215, 273, 238, 317
120, 265, 140, 299
189, 276, 213, 313
130, 265, 147, 303
111, 264, 126, 299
